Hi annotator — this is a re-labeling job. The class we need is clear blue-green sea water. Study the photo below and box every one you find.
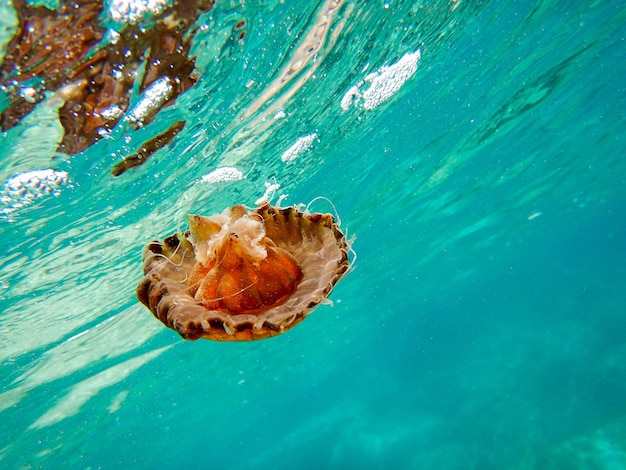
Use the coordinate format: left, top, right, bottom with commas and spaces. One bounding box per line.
1, 0, 625, 468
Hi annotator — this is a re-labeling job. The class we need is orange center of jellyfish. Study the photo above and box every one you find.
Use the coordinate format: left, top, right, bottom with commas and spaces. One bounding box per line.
185, 209, 303, 315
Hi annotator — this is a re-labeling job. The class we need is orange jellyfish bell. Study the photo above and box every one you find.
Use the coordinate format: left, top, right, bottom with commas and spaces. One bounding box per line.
137, 203, 351, 341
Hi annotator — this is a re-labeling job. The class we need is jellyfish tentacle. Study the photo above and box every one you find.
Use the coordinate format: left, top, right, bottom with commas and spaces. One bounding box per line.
305, 196, 342, 227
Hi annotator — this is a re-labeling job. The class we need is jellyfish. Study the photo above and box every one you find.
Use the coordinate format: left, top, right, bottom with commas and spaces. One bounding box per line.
137, 203, 351, 341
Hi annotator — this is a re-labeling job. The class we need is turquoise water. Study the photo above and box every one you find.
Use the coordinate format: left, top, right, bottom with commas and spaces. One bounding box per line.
1, 0, 626, 468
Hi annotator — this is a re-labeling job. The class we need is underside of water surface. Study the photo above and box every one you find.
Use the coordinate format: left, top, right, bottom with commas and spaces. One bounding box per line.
1, 0, 625, 468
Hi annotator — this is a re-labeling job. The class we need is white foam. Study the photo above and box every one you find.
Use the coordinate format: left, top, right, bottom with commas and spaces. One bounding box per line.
125, 77, 172, 124
201, 167, 245, 184
341, 49, 421, 111
109, 0, 170, 24
1, 169, 70, 215
281, 133, 317, 163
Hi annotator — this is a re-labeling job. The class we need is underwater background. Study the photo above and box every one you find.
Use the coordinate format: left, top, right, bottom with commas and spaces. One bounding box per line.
1, 0, 625, 468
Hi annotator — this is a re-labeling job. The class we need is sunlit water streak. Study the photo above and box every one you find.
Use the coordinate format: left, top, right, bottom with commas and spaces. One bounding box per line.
1, 0, 625, 468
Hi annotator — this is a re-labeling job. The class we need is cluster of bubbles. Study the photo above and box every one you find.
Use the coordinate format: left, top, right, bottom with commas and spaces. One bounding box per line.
0, 169, 70, 217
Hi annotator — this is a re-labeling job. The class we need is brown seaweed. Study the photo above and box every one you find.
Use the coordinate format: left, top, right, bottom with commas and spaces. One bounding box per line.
0, 0, 214, 155
111, 120, 186, 176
